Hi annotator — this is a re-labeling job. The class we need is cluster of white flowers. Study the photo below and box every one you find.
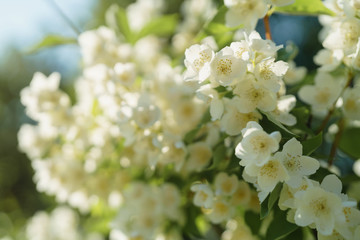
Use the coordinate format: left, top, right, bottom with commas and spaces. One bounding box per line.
17, 0, 360, 239
235, 121, 320, 201
299, 0, 360, 119
26, 206, 103, 240
280, 175, 360, 239
191, 172, 257, 224
111, 183, 183, 240
224, 0, 295, 30
233, 121, 360, 238
184, 30, 297, 136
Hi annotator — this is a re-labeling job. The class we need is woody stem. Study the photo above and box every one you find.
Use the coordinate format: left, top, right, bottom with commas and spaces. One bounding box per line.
264, 15, 272, 40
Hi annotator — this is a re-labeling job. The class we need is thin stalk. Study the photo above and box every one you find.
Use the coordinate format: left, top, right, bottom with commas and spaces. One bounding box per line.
328, 118, 345, 167
45, 0, 81, 36
264, 15, 272, 40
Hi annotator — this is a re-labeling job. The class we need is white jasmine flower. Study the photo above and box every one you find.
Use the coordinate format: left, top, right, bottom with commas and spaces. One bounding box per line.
323, 17, 360, 54
246, 157, 289, 201
161, 184, 182, 221
230, 180, 251, 206
269, 95, 297, 126
314, 49, 344, 72
247, 31, 283, 62
294, 186, 345, 235
220, 97, 262, 136
184, 44, 214, 82
191, 184, 214, 208
113, 63, 136, 87
233, 74, 277, 113
126, 0, 164, 31
210, 46, 246, 86
224, 0, 268, 30
222, 218, 257, 240
254, 58, 288, 92
214, 172, 239, 196
20, 72, 70, 124
276, 138, 320, 188
294, 175, 346, 236
279, 178, 319, 210
26, 206, 83, 240
78, 26, 128, 66
196, 84, 224, 121
283, 61, 307, 85
229, 40, 251, 62
160, 141, 187, 171
18, 124, 57, 159
341, 87, 360, 120
186, 142, 212, 172
298, 72, 344, 117
133, 104, 161, 128
235, 121, 281, 167
207, 199, 232, 224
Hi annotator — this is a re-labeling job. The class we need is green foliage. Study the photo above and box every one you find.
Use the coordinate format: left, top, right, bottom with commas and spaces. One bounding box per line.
208, 144, 227, 170
184, 109, 211, 145
266, 208, 298, 240
290, 107, 313, 135
260, 111, 297, 137
260, 183, 282, 219
197, 5, 242, 48
136, 14, 179, 39
339, 127, 360, 159
244, 211, 262, 235
183, 205, 205, 238
27, 35, 77, 54
274, 0, 335, 16
302, 132, 322, 156
106, 4, 178, 44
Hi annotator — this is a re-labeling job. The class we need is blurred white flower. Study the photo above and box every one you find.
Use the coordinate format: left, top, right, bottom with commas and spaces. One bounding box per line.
235, 121, 281, 167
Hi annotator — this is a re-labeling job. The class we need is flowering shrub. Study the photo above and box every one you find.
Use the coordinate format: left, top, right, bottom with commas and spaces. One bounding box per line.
17, 0, 360, 239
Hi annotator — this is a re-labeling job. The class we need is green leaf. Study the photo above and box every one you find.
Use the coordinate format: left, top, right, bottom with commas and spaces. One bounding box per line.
196, 5, 242, 48
274, 0, 335, 16
183, 205, 204, 238
302, 132, 322, 156
290, 107, 313, 135
260, 111, 298, 137
266, 208, 298, 240
260, 183, 283, 219
106, 4, 135, 43
27, 35, 77, 54
208, 144, 227, 169
339, 128, 360, 159
136, 14, 178, 40
183, 109, 211, 145
244, 211, 261, 235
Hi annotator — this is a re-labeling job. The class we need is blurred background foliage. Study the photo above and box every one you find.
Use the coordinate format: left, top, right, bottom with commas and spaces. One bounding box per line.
0, 0, 322, 238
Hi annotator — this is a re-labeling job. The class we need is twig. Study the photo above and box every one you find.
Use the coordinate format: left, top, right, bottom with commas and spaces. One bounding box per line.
45, 0, 81, 36
264, 15, 272, 40
328, 118, 345, 167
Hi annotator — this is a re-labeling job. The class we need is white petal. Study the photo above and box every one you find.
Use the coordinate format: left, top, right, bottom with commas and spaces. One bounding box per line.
321, 174, 342, 195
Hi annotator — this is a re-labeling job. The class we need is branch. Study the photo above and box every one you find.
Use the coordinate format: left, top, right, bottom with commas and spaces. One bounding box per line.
328, 118, 345, 167
264, 15, 272, 40
45, 0, 81, 36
